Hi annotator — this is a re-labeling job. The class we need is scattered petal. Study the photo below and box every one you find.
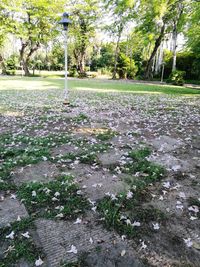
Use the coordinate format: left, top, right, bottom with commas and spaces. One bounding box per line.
35, 257, 44, 266
67, 245, 77, 254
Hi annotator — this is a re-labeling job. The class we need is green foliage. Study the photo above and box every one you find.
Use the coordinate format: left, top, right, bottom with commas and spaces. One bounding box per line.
0, 218, 42, 266
186, 1, 200, 57
96, 130, 117, 141
18, 175, 89, 218
91, 44, 115, 71
127, 60, 138, 79
116, 53, 128, 79
69, 66, 78, 77
167, 70, 185, 86
3, 54, 18, 75
115, 52, 138, 79
70, 0, 99, 75
164, 51, 200, 80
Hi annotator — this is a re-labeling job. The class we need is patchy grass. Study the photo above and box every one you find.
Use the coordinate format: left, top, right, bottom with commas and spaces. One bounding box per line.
72, 113, 89, 123
98, 194, 167, 239
17, 175, 89, 219
98, 148, 166, 239
122, 148, 165, 187
52, 143, 111, 165
96, 129, 117, 141
0, 218, 43, 267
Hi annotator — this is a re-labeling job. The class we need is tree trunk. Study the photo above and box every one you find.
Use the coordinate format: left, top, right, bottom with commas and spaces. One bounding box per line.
112, 23, 123, 79
25, 43, 40, 76
23, 61, 30, 76
172, 24, 177, 71
172, 2, 184, 72
144, 24, 165, 80
19, 38, 40, 76
19, 40, 29, 75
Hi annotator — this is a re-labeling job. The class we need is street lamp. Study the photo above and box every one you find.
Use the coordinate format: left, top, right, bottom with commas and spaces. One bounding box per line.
59, 12, 72, 105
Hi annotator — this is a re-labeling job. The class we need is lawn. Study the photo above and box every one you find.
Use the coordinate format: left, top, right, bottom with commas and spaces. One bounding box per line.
0, 76, 200, 95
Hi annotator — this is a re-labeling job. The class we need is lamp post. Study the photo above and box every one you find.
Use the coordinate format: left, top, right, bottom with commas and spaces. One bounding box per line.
59, 12, 72, 105
161, 62, 165, 83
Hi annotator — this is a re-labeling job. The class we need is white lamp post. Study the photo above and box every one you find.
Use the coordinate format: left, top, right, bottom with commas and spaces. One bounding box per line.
59, 12, 72, 105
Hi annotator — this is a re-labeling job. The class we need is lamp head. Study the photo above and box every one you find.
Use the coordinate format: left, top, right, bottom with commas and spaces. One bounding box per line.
59, 12, 72, 31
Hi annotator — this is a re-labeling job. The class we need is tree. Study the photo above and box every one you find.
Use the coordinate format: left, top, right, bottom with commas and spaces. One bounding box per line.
69, 0, 99, 76
171, 1, 186, 71
0, 0, 10, 73
0, 0, 65, 76
136, 0, 188, 79
186, 1, 200, 57
103, 0, 135, 79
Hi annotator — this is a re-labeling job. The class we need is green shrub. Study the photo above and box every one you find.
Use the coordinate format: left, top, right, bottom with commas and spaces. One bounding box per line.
127, 61, 138, 79
4, 54, 18, 75
5, 69, 16, 75
167, 70, 185, 86
69, 66, 78, 77
116, 52, 129, 79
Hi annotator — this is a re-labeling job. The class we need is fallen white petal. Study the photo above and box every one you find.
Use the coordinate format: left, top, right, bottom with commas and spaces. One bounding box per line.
67, 245, 78, 254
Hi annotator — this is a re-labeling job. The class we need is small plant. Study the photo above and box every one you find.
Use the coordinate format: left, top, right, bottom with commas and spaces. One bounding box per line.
167, 70, 186, 86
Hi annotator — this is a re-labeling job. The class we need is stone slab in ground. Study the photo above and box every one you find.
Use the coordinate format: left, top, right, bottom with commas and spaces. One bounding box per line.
12, 161, 59, 186
62, 164, 93, 178
51, 144, 82, 157
0, 197, 28, 228
97, 150, 126, 167
83, 243, 145, 267
150, 135, 183, 153
78, 170, 129, 201
149, 154, 191, 172
110, 135, 139, 149
35, 217, 143, 267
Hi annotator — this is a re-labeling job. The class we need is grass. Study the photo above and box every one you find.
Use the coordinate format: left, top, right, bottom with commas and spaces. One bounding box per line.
0, 218, 43, 267
97, 148, 166, 239
0, 76, 200, 95
96, 129, 117, 141
17, 175, 89, 219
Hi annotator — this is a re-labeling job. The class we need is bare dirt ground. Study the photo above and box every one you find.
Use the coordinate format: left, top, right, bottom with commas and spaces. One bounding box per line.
0, 88, 200, 267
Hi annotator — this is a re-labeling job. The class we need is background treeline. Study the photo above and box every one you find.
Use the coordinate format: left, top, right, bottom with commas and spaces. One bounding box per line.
0, 0, 200, 84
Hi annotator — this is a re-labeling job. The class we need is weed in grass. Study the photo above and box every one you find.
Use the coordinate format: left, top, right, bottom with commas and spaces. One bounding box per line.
17, 175, 89, 219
